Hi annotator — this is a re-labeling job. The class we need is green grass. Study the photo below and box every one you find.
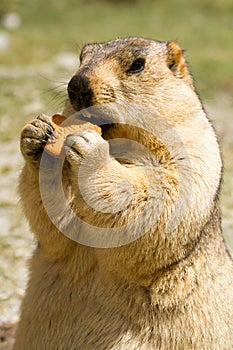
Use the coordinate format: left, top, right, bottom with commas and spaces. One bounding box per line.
0, 0, 233, 97
0, 165, 12, 174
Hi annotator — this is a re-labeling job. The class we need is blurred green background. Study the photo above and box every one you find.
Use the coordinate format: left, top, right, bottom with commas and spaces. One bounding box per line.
0, 0, 232, 335
1, 0, 233, 87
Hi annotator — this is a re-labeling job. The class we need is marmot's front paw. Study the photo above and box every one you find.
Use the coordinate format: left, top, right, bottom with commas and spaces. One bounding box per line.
20, 114, 55, 163
65, 130, 109, 170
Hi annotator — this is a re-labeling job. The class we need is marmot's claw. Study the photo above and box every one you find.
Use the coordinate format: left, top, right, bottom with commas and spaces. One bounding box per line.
20, 115, 56, 162
37, 114, 53, 128
45, 131, 56, 140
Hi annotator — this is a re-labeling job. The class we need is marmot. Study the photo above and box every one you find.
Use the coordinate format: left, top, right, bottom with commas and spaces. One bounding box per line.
14, 37, 233, 349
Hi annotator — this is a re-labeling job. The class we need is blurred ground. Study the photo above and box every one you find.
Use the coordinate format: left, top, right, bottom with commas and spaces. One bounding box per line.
0, 0, 232, 349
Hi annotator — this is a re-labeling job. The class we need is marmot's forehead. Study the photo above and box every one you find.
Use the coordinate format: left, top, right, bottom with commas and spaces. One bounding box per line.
80, 37, 166, 62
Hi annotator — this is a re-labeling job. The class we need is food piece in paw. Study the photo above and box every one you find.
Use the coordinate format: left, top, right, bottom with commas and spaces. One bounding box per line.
44, 114, 102, 158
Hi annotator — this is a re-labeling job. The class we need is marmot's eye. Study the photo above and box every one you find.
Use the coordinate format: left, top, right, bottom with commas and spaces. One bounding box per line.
127, 58, 145, 74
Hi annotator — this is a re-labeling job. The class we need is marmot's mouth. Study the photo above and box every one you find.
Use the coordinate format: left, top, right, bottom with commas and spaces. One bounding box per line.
78, 111, 113, 139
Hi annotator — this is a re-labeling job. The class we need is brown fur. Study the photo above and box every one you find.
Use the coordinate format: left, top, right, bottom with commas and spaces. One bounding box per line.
14, 37, 233, 349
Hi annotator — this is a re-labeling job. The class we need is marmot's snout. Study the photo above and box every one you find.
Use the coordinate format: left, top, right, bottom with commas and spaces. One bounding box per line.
68, 72, 93, 111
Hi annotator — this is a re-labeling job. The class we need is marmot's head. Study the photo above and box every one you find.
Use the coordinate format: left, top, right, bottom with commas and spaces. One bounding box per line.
66, 37, 203, 144
67, 37, 194, 114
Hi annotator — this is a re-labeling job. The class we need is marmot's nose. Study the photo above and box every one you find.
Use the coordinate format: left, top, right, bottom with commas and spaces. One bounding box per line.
67, 73, 93, 110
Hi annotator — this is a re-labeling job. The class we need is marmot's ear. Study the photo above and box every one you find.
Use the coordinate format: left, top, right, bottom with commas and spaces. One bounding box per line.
166, 41, 194, 88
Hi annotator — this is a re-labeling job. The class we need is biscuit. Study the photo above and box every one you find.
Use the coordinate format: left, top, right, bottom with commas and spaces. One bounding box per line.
44, 114, 102, 158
